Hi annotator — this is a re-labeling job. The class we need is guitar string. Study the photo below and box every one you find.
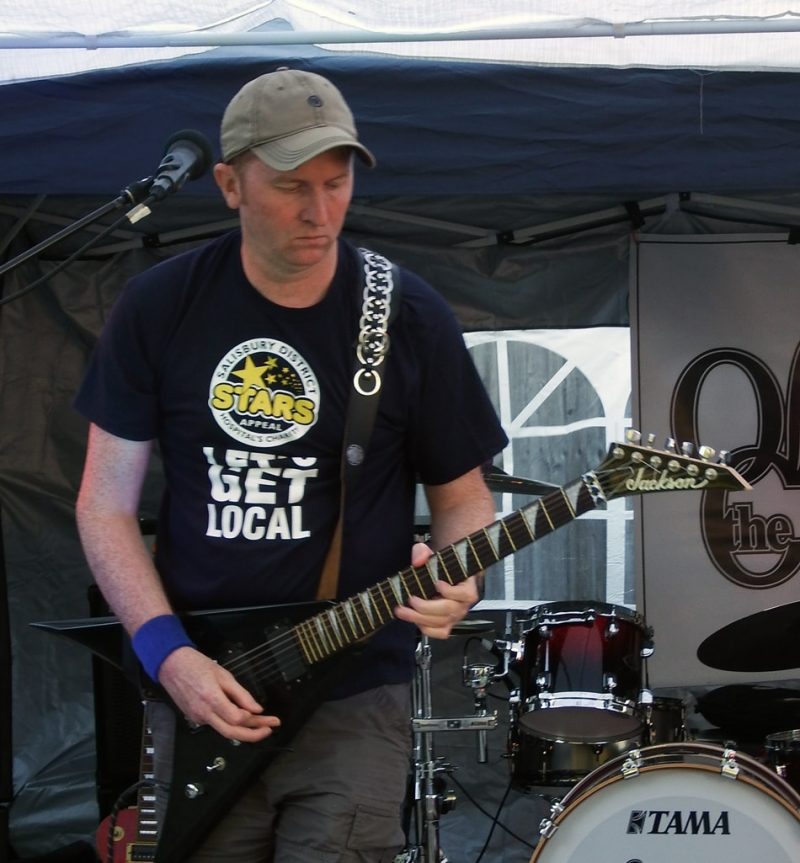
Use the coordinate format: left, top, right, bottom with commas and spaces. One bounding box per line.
218, 491, 563, 682
217, 484, 588, 687
217, 472, 620, 688
218, 541, 483, 683
217, 503, 545, 685
215, 454, 711, 692
217, 480, 601, 686
192, 457, 727, 685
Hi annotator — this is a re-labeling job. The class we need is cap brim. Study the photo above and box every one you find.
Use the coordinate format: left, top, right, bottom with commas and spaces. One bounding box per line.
250, 127, 376, 172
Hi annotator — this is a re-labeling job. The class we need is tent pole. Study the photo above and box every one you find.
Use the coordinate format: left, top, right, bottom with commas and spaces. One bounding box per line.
5, 18, 800, 50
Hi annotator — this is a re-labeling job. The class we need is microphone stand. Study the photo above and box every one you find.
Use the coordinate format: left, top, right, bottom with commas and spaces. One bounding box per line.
0, 178, 155, 280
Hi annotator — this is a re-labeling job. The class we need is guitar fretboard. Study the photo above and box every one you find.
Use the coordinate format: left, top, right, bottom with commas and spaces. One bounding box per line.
136, 725, 158, 849
291, 475, 598, 665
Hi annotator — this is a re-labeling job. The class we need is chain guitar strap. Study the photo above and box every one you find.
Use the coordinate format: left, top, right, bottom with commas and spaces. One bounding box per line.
315, 248, 401, 600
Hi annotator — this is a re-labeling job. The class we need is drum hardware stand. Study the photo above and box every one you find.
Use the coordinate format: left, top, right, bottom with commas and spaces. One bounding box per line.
401, 636, 499, 863
462, 660, 495, 763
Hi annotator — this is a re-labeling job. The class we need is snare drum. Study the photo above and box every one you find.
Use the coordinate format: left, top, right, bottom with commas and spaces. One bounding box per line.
518, 602, 651, 743
644, 696, 688, 745
530, 742, 800, 862
508, 725, 639, 788
766, 729, 800, 792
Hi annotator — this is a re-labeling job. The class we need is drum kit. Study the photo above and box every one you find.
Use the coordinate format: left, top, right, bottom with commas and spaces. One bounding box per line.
399, 473, 800, 862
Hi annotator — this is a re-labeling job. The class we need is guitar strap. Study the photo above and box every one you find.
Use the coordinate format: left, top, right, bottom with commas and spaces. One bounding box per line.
315, 248, 402, 601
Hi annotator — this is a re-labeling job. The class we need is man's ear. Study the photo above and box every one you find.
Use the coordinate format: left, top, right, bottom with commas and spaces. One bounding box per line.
213, 162, 241, 210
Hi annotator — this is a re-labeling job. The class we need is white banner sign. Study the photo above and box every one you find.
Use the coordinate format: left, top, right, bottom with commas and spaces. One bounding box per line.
633, 236, 800, 688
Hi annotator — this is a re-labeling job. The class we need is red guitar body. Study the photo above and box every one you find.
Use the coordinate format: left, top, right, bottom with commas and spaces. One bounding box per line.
95, 807, 139, 863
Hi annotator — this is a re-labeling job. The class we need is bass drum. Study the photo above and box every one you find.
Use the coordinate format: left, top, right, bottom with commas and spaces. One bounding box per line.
530, 743, 800, 863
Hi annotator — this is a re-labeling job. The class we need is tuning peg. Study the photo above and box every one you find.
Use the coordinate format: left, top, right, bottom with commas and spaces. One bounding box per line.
698, 445, 716, 461
626, 429, 642, 443
646, 433, 656, 447
664, 437, 678, 452
717, 450, 730, 465
681, 441, 695, 457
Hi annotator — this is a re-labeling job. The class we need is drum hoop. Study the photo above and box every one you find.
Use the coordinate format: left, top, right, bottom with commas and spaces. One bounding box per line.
537, 742, 800, 843
767, 729, 800, 749
526, 691, 640, 712
650, 696, 685, 708
529, 600, 647, 631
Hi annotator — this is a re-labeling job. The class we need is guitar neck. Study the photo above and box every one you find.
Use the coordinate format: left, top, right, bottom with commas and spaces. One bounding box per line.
292, 475, 596, 665
135, 725, 158, 847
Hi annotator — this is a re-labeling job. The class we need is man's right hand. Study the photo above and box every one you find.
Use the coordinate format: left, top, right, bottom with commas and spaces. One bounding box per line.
158, 646, 281, 742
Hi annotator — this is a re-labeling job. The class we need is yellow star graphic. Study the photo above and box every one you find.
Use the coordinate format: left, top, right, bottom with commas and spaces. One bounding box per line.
231, 356, 268, 391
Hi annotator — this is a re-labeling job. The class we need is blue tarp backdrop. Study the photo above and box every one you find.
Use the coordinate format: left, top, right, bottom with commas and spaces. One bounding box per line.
2, 53, 800, 198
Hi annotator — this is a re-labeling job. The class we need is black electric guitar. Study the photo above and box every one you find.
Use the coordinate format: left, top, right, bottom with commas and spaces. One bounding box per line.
34, 435, 749, 862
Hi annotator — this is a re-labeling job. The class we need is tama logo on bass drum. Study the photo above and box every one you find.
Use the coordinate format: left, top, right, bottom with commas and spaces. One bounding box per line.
627, 808, 731, 835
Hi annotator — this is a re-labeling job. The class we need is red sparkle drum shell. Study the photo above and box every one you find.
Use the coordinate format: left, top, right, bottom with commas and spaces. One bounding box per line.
529, 742, 800, 863
766, 729, 800, 793
518, 602, 650, 743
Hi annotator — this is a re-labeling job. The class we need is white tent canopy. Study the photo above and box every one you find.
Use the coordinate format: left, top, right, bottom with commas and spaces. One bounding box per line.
5, 1, 800, 83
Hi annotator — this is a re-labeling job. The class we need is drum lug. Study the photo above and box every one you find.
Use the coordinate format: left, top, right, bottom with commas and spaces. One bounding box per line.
621, 748, 643, 778
603, 673, 617, 692
638, 688, 653, 705
605, 619, 619, 638
539, 801, 564, 839
721, 748, 741, 779
536, 671, 551, 691
640, 634, 655, 657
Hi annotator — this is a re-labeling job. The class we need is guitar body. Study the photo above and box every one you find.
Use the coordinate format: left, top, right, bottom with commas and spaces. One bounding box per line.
157, 602, 354, 862
96, 807, 138, 863
45, 601, 352, 862
33, 437, 750, 863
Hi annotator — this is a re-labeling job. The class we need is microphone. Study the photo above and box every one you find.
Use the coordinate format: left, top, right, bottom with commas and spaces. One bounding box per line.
148, 129, 213, 201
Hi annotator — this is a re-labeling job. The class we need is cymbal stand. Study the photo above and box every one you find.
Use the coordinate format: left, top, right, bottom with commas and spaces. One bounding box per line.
400, 636, 498, 863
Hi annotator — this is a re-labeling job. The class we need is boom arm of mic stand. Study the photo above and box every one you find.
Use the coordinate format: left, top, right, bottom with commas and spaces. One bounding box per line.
0, 178, 153, 279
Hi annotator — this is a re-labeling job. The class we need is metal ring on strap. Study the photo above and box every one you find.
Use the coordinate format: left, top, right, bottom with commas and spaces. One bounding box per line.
354, 248, 395, 393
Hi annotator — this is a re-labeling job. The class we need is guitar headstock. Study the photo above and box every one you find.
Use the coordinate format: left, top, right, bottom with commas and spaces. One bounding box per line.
586, 430, 751, 502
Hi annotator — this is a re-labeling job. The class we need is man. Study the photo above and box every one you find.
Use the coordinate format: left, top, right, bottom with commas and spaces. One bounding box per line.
75, 67, 507, 862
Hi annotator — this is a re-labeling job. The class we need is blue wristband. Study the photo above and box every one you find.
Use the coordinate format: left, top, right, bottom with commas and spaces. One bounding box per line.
132, 614, 196, 682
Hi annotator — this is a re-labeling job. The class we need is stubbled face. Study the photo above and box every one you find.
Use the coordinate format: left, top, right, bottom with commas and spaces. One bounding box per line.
214, 148, 354, 282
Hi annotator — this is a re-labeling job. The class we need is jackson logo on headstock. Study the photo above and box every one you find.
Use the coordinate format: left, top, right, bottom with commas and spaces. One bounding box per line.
625, 467, 710, 493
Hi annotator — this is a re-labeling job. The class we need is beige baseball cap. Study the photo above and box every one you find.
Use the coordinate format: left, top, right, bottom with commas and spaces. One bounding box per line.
220, 68, 376, 171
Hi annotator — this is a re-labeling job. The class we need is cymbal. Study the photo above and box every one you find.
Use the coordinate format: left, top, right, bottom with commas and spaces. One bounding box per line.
482, 469, 558, 496
450, 618, 496, 636
697, 601, 800, 672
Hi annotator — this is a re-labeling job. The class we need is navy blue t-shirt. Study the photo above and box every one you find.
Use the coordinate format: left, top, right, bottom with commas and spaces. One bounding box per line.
74, 232, 507, 692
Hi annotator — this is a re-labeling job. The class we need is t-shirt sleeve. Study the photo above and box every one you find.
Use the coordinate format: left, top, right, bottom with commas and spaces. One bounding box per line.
73, 275, 164, 441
